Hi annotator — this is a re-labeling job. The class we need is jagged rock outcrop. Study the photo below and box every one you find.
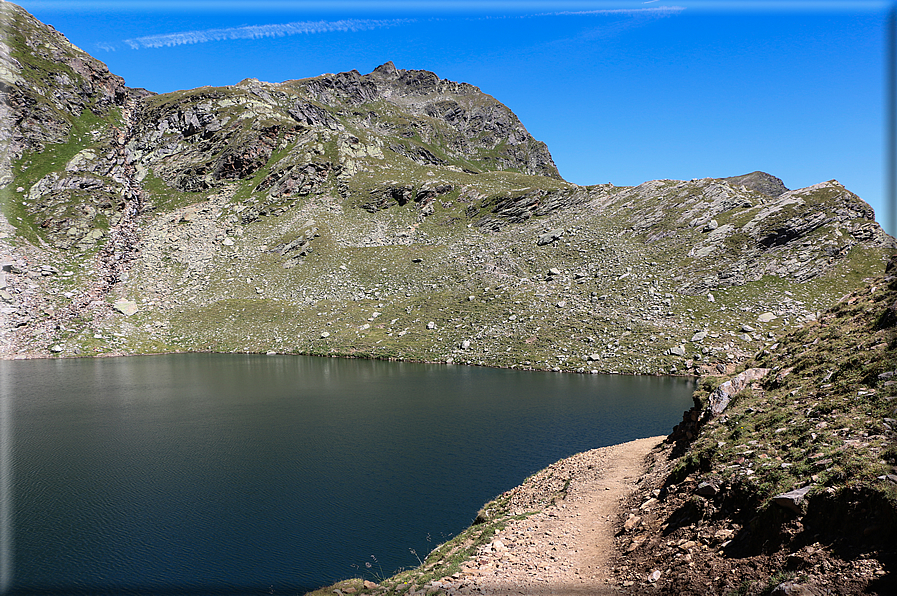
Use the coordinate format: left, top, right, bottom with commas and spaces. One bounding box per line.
0, 2, 145, 179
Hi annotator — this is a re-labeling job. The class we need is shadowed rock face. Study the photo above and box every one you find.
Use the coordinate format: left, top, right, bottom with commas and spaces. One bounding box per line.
1, 2, 895, 374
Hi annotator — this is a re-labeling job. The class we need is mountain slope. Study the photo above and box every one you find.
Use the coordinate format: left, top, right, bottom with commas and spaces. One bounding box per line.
307, 256, 897, 596
607, 253, 897, 594
0, 1, 894, 376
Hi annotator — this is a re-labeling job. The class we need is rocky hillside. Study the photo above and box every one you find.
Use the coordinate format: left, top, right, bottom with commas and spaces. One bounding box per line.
0, 1, 894, 375
606, 253, 897, 594
303, 256, 897, 596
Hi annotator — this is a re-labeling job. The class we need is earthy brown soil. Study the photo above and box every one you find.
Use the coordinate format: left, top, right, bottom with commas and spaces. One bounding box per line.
607, 442, 896, 596
447, 436, 665, 595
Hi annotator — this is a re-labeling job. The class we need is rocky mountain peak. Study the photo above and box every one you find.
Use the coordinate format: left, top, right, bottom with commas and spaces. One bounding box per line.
372, 61, 398, 76
721, 171, 789, 198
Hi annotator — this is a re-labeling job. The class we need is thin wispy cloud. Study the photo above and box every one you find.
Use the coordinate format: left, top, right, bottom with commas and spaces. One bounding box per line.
545, 7, 685, 17
112, 6, 682, 52
122, 18, 413, 49
532, 6, 685, 42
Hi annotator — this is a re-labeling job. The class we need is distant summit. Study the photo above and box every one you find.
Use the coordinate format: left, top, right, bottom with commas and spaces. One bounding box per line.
721, 171, 789, 197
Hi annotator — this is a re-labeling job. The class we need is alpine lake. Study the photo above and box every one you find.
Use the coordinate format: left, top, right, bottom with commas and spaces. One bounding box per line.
1, 353, 694, 595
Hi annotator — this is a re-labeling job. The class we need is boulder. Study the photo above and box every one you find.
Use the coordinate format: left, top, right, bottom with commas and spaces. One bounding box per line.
696, 481, 719, 496
113, 300, 138, 316
537, 229, 564, 246
770, 582, 822, 596
708, 367, 770, 416
772, 485, 813, 514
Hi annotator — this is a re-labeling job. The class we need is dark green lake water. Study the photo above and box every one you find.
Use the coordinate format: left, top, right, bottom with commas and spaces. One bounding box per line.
0, 354, 694, 595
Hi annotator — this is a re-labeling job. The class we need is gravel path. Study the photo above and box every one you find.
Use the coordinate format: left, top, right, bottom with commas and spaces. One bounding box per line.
449, 436, 664, 596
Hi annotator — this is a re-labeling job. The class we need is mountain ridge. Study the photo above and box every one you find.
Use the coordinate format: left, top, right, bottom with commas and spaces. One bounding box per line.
0, 1, 893, 381
2, 4, 897, 593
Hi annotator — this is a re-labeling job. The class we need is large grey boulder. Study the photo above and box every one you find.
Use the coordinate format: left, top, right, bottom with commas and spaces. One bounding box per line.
772, 485, 813, 514
708, 367, 770, 416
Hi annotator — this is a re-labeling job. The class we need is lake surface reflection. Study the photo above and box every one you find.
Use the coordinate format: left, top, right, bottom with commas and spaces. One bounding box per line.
2, 354, 694, 595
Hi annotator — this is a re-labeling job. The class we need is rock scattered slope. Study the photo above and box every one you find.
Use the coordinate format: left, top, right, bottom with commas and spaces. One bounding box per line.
0, 1, 894, 378
605, 253, 897, 594
313, 256, 897, 596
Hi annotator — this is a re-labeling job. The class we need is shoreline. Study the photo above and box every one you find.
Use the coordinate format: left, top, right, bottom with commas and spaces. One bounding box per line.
0, 348, 703, 379
304, 435, 670, 596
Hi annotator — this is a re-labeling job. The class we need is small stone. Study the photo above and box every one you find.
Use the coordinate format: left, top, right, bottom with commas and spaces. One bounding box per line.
547, 267, 562, 277
320, 331, 330, 338
50, 345, 63, 353
691, 331, 708, 342
426, 321, 436, 329
222, 237, 235, 246
461, 340, 471, 350
758, 312, 777, 323
556, 300, 566, 308
678, 540, 697, 552
669, 346, 686, 357
640, 497, 658, 510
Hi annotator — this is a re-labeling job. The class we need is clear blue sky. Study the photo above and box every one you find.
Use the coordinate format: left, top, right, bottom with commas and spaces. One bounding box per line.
12, 0, 897, 234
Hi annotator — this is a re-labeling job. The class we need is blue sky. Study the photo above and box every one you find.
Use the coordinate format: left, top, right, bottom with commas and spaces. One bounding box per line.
12, 0, 897, 234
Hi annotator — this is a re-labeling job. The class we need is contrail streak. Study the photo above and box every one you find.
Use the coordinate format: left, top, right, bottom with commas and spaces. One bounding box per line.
546, 6, 685, 17
124, 18, 413, 49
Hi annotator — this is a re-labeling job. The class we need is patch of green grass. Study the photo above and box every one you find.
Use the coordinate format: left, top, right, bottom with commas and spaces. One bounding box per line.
3, 107, 119, 244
